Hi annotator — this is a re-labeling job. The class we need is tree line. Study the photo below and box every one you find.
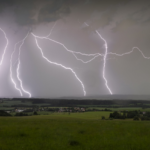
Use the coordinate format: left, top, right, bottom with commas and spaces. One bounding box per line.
109, 110, 150, 120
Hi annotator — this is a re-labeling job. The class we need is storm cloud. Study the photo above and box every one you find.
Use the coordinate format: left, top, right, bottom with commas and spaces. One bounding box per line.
0, 0, 150, 27
0, 0, 72, 26
0, 0, 150, 98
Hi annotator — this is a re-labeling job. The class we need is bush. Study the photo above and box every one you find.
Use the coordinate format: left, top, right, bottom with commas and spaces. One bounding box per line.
0, 110, 11, 116
127, 111, 139, 118
15, 112, 28, 116
101, 116, 105, 120
109, 111, 121, 119
141, 116, 150, 121
109, 113, 114, 118
133, 116, 139, 121
33, 111, 38, 115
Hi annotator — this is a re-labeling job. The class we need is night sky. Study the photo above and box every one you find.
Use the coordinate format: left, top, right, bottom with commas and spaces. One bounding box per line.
0, 0, 150, 98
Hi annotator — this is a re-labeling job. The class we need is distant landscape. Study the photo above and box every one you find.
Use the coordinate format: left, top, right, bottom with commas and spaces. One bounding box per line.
1, 98, 150, 109
1, 98, 150, 117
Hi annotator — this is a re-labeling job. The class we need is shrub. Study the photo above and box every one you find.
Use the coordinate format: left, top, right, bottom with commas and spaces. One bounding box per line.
101, 116, 105, 120
133, 116, 139, 121
141, 116, 150, 121
15, 112, 28, 116
127, 111, 139, 118
109, 111, 121, 119
0, 110, 11, 116
33, 111, 38, 115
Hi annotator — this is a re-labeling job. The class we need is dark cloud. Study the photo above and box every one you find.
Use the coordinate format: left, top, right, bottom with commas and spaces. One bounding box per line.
38, 0, 70, 23
83, 0, 150, 31
0, 0, 71, 26
1, 0, 149, 28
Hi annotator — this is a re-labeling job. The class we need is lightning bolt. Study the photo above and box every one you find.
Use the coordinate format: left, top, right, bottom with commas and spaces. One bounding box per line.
4, 20, 150, 98
45, 22, 57, 38
33, 22, 103, 64
32, 22, 150, 96
72, 53, 100, 63
33, 35, 102, 58
10, 41, 23, 96
17, 33, 31, 98
31, 22, 114, 95
32, 33, 86, 96
83, 22, 113, 94
0, 28, 9, 66
108, 47, 150, 59
96, 30, 113, 95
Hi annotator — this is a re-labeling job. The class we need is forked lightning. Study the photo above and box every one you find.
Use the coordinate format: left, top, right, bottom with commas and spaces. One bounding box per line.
1, 23, 150, 97
0, 28, 8, 66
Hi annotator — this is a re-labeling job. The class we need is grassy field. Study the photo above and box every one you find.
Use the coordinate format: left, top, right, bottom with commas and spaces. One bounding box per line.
0, 112, 150, 150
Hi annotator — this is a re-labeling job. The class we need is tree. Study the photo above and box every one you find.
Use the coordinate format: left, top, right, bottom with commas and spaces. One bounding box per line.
109, 111, 120, 119
109, 113, 114, 118
127, 111, 139, 118
33, 111, 38, 115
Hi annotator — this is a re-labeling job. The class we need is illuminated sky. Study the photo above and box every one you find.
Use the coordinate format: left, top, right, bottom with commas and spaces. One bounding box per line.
0, 0, 150, 98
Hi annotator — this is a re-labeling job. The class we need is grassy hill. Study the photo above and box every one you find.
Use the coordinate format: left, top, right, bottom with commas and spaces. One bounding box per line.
0, 112, 150, 150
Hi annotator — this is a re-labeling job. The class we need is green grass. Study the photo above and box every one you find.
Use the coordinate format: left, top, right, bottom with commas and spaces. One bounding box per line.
37, 111, 111, 119
0, 112, 150, 150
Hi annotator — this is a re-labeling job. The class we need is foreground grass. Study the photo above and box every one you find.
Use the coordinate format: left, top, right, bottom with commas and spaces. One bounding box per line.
0, 112, 150, 150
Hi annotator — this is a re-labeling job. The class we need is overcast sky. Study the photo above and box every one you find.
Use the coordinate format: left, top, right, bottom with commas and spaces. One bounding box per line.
0, 0, 150, 98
